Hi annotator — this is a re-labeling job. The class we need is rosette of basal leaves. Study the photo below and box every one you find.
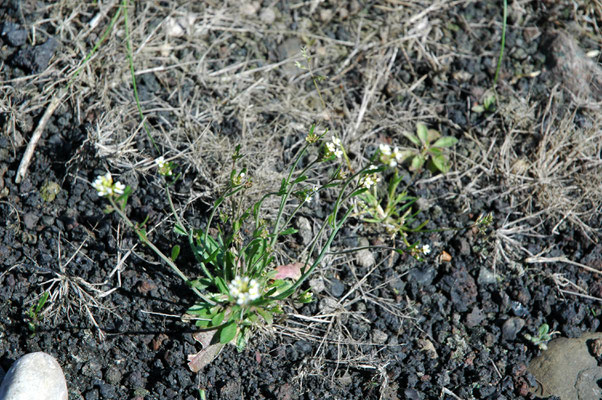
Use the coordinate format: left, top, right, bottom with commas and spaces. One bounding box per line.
401, 123, 458, 173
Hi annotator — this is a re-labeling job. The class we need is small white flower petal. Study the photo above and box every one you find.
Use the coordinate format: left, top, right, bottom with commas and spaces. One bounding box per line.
379, 144, 391, 155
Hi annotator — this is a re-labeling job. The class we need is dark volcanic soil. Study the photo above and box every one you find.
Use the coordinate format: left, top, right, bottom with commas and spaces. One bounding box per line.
1, 1, 601, 400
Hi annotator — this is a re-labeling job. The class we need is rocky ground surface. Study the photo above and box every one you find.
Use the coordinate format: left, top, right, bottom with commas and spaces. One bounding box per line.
0, 1, 601, 399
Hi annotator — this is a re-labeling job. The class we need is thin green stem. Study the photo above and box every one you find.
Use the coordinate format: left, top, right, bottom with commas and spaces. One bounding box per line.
269, 143, 312, 248
108, 198, 214, 305
273, 208, 352, 300
168, 186, 214, 280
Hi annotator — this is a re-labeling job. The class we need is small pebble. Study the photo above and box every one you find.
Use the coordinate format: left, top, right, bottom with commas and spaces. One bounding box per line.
328, 278, 345, 297
319, 297, 338, 313
372, 329, 388, 344
0, 22, 28, 47
502, 317, 525, 341
296, 216, 312, 246
309, 277, 325, 294
409, 266, 436, 286
356, 248, 375, 268
477, 268, 499, 285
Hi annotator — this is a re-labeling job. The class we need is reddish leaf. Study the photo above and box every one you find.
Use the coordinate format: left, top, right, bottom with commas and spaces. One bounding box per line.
187, 330, 225, 372
274, 262, 303, 280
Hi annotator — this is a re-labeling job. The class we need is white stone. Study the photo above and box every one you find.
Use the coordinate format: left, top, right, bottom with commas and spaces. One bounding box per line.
309, 277, 326, 294
0, 352, 68, 400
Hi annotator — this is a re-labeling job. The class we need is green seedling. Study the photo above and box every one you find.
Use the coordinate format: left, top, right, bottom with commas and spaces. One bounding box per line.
474, 212, 494, 236
472, 91, 497, 114
357, 169, 427, 244
26, 291, 49, 333
398, 123, 458, 173
524, 323, 556, 350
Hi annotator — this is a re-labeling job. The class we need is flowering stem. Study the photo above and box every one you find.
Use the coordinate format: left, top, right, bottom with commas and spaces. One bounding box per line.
272, 207, 352, 300
108, 198, 215, 305
165, 184, 214, 281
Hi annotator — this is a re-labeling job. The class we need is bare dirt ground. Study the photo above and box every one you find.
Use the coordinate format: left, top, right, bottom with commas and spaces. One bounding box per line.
1, 1, 601, 399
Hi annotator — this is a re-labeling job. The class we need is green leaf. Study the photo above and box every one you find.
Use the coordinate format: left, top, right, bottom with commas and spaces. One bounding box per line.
402, 131, 421, 146
350, 188, 368, 197
211, 311, 225, 326
538, 324, 549, 337
484, 94, 496, 110
471, 104, 485, 113
416, 123, 428, 144
256, 308, 273, 324
36, 291, 50, 312
279, 178, 288, 194
170, 245, 181, 262
174, 224, 187, 236
428, 147, 443, 157
279, 227, 298, 236
215, 276, 229, 294
187, 279, 209, 290
431, 154, 450, 173
195, 319, 210, 328
219, 322, 237, 344
426, 129, 440, 143
432, 136, 458, 148
293, 175, 308, 184
235, 328, 249, 351
410, 155, 425, 171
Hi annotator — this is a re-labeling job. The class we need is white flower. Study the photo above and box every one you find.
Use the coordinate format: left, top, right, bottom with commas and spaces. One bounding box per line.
393, 147, 404, 163
379, 144, 399, 167
325, 140, 343, 159
379, 144, 392, 155
155, 156, 166, 168
155, 156, 173, 176
113, 181, 126, 195
360, 174, 381, 189
232, 171, 246, 185
92, 172, 125, 197
229, 276, 261, 305
305, 185, 318, 204
421, 244, 431, 255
